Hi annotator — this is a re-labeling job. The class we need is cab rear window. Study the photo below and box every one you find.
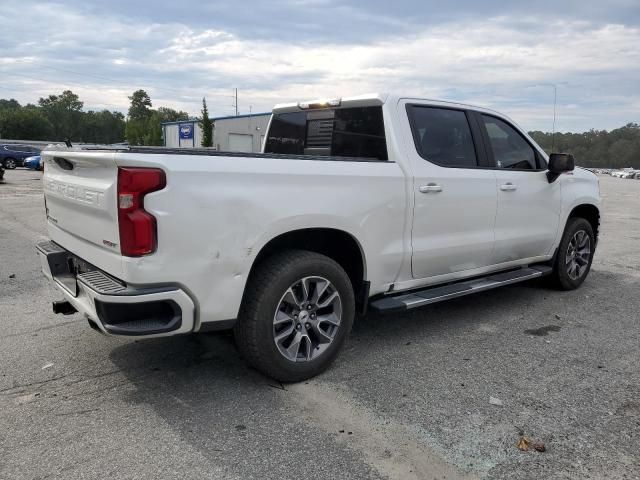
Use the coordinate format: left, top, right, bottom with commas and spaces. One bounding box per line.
265, 106, 388, 161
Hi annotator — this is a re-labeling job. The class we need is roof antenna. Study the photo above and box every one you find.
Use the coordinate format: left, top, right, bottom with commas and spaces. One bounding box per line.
551, 84, 557, 153
65, 138, 72, 148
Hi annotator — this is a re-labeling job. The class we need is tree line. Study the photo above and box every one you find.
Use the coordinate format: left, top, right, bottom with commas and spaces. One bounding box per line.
0, 89, 214, 147
1, 89, 638, 165
530, 123, 640, 169
0, 91, 125, 144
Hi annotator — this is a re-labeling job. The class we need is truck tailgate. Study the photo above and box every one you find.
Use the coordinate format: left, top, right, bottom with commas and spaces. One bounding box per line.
43, 150, 122, 274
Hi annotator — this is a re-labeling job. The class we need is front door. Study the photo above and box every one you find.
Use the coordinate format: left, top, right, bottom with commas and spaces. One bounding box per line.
477, 113, 561, 263
403, 103, 497, 279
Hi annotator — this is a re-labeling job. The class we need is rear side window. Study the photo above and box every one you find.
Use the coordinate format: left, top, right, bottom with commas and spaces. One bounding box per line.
11, 146, 37, 153
265, 106, 388, 160
407, 106, 477, 167
265, 112, 306, 155
481, 115, 537, 170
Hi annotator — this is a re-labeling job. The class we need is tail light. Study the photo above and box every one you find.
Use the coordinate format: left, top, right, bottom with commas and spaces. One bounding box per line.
117, 167, 166, 257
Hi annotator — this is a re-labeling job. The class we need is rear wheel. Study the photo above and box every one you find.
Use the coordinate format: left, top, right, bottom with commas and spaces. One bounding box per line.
234, 250, 355, 382
4, 158, 16, 169
549, 217, 595, 290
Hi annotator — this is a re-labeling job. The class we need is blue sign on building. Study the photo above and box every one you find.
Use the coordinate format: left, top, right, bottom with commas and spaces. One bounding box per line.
179, 123, 194, 140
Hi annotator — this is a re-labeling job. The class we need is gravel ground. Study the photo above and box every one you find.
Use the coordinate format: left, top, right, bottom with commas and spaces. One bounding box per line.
1, 169, 639, 480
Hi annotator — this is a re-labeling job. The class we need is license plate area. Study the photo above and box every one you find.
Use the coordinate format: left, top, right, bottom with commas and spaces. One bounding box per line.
68, 256, 96, 276
56, 272, 78, 297
44, 248, 98, 297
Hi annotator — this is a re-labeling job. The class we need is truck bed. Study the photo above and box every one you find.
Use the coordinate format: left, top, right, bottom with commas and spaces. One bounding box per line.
77, 145, 381, 162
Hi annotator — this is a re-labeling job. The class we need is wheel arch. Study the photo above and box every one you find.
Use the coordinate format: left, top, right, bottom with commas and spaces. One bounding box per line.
246, 228, 368, 310
568, 203, 600, 244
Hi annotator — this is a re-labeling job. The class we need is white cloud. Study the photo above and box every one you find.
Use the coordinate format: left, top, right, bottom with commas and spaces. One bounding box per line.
1, 3, 638, 131
149, 17, 640, 129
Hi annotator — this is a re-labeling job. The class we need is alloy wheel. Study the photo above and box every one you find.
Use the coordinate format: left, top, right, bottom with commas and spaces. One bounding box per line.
273, 276, 342, 362
566, 230, 591, 280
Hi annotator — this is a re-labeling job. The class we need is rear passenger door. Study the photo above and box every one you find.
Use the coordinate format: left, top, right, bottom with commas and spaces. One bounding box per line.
475, 113, 561, 263
402, 103, 497, 279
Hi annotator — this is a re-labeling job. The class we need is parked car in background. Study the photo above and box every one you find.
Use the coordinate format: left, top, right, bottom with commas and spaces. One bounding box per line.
24, 155, 43, 171
612, 168, 637, 178
0, 144, 41, 169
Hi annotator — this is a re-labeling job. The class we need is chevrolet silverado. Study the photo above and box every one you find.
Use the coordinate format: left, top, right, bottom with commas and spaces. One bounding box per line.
37, 94, 600, 381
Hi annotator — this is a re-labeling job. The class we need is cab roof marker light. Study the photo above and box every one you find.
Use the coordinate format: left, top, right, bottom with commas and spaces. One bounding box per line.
298, 98, 342, 110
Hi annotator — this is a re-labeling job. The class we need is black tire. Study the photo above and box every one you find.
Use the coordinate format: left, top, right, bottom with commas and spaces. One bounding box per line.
234, 250, 355, 382
549, 217, 595, 290
4, 158, 17, 169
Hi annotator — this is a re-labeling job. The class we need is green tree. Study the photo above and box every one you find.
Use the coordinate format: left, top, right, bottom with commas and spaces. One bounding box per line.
157, 107, 189, 123
199, 97, 213, 147
81, 110, 126, 144
609, 138, 635, 168
126, 90, 153, 145
529, 123, 640, 169
38, 90, 84, 140
143, 112, 164, 146
127, 89, 153, 121
0, 99, 21, 112
125, 90, 191, 145
0, 107, 53, 140
125, 120, 146, 146
0, 91, 181, 145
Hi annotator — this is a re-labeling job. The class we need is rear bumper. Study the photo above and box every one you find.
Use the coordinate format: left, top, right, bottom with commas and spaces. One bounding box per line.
37, 240, 195, 337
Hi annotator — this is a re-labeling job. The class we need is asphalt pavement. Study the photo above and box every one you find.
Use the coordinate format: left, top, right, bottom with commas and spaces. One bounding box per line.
1, 169, 638, 479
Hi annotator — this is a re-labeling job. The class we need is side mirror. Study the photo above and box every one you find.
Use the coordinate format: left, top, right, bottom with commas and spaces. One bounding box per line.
547, 153, 575, 183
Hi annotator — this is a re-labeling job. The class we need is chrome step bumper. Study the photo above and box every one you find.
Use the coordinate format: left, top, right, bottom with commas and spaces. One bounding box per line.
36, 240, 195, 337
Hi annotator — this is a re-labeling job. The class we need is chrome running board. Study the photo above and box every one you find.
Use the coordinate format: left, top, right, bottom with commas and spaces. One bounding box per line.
370, 266, 552, 314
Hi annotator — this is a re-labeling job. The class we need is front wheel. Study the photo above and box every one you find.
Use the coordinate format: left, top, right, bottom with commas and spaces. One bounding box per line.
549, 217, 595, 290
234, 250, 355, 382
4, 158, 16, 169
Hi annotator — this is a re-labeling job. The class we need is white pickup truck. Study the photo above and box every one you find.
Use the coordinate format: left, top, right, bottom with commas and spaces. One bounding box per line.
38, 93, 600, 381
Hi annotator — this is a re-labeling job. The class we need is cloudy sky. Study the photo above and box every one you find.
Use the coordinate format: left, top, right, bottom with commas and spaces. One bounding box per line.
1, 0, 639, 131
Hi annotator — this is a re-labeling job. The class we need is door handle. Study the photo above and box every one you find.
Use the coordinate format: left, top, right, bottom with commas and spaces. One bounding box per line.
419, 183, 442, 193
500, 183, 517, 191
